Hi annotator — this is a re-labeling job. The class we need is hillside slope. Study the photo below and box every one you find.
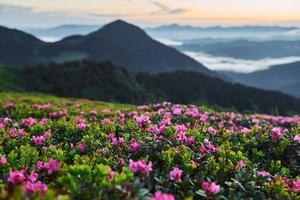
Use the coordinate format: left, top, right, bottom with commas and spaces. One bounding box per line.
1, 61, 300, 115
226, 61, 300, 97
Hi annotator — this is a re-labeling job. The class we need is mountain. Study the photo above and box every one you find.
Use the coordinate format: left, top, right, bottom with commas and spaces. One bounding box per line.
0, 26, 44, 65
146, 25, 297, 41
0, 20, 218, 77
1, 60, 300, 115
25, 24, 101, 41
226, 61, 300, 97
178, 40, 300, 59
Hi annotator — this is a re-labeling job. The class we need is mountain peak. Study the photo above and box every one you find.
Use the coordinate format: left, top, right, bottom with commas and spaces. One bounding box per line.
89, 19, 150, 41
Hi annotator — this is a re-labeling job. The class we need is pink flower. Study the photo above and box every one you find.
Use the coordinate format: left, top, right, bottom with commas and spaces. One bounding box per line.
169, 167, 183, 182
0, 155, 7, 165
78, 143, 86, 153
108, 170, 115, 181
39, 118, 48, 125
271, 127, 281, 140
135, 114, 151, 127
233, 160, 246, 171
172, 107, 182, 115
32, 135, 46, 146
203, 139, 218, 153
8, 129, 26, 137
150, 192, 175, 200
236, 160, 246, 169
257, 170, 270, 177
24, 181, 47, 195
27, 172, 38, 183
22, 117, 36, 127
128, 139, 141, 153
3, 102, 15, 109
129, 159, 152, 176
8, 169, 26, 184
0, 123, 4, 129
208, 127, 217, 136
202, 181, 220, 194
36, 158, 60, 175
293, 179, 300, 193
294, 135, 300, 144
241, 127, 250, 134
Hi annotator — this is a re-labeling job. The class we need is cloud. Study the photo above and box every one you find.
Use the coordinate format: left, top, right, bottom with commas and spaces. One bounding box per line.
0, 3, 33, 12
150, 1, 188, 15
84, 13, 132, 18
183, 51, 300, 73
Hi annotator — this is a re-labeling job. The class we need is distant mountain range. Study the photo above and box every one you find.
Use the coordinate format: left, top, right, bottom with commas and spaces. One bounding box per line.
25, 25, 101, 41
0, 20, 218, 77
1, 60, 300, 115
226, 61, 300, 97
178, 40, 300, 59
146, 24, 298, 41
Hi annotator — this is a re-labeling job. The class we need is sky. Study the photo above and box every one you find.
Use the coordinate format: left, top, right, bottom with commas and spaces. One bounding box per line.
1, 0, 300, 28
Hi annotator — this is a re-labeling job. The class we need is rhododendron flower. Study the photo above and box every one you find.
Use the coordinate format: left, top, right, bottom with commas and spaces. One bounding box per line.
0, 123, 4, 129
135, 114, 151, 127
32, 135, 46, 146
128, 139, 141, 153
203, 139, 218, 153
147, 125, 160, 134
202, 181, 220, 194
36, 158, 60, 175
169, 167, 183, 182
8, 129, 27, 137
78, 142, 86, 153
39, 118, 48, 125
294, 135, 300, 144
233, 160, 246, 171
102, 109, 111, 115
150, 191, 175, 200
129, 159, 152, 176
172, 107, 182, 115
271, 127, 281, 140
199, 114, 208, 124
0, 155, 7, 165
236, 160, 246, 169
208, 127, 217, 136
108, 170, 115, 181
24, 181, 47, 195
3, 102, 15, 109
241, 127, 250, 134
22, 117, 37, 127
27, 172, 38, 183
8, 169, 26, 184
257, 171, 270, 177
293, 179, 300, 193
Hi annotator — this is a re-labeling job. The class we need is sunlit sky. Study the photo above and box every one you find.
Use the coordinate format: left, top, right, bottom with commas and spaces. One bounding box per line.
1, 0, 300, 28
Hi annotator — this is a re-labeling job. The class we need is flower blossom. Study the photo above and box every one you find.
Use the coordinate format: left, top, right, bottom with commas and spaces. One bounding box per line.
128, 139, 141, 152
8, 169, 26, 184
150, 192, 175, 200
271, 127, 281, 140
129, 159, 152, 176
0, 155, 7, 165
202, 181, 220, 194
36, 158, 60, 175
135, 114, 151, 127
257, 171, 270, 177
32, 135, 46, 146
24, 181, 47, 195
294, 135, 300, 144
169, 167, 183, 182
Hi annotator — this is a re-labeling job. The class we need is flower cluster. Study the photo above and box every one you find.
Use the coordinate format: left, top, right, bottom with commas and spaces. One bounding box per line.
0, 95, 299, 199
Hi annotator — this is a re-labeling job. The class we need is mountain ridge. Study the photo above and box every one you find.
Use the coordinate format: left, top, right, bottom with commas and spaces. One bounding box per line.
0, 20, 220, 77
